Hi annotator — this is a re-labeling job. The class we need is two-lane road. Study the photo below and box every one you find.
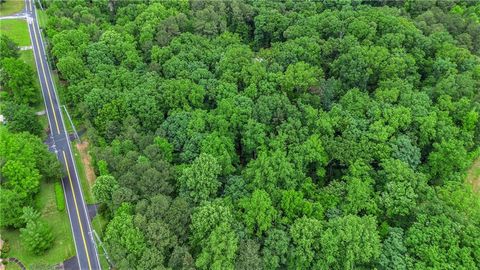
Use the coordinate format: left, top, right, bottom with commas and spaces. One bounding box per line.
25, 0, 101, 269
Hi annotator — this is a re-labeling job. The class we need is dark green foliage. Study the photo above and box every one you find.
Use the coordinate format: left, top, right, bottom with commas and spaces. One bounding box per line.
262, 228, 290, 269
0, 35, 18, 60
235, 239, 262, 270
377, 227, 408, 270
2, 101, 43, 136
0, 57, 37, 105
44, 0, 480, 269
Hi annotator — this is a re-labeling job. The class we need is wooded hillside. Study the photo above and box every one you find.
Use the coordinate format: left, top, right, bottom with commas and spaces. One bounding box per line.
43, 0, 480, 269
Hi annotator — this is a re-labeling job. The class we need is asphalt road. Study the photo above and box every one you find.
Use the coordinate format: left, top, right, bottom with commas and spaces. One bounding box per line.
25, 0, 101, 269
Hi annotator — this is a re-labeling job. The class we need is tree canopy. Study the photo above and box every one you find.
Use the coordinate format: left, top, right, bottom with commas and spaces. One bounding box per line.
42, 0, 480, 269
0, 127, 61, 228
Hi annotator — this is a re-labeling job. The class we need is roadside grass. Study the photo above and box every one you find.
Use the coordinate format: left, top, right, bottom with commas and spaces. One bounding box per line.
0, 0, 24, 16
72, 141, 95, 204
61, 106, 75, 134
0, 182, 75, 268
0, 19, 30, 46
92, 215, 107, 239
91, 214, 110, 270
37, 9, 48, 28
19, 49, 35, 68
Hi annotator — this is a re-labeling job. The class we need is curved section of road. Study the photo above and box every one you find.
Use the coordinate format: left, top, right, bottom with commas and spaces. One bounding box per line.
25, 0, 101, 269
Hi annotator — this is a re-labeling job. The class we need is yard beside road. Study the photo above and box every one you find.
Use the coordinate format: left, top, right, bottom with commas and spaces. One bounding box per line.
0, 0, 24, 17
0, 19, 30, 46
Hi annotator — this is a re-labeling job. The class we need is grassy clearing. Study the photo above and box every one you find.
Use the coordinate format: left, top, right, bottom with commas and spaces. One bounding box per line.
0, 19, 30, 46
0, 182, 75, 268
0, 0, 24, 16
19, 49, 35, 69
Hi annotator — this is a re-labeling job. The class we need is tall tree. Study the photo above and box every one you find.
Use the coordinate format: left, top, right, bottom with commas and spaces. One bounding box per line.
179, 153, 221, 204
20, 207, 54, 254
0, 58, 37, 104
239, 189, 277, 236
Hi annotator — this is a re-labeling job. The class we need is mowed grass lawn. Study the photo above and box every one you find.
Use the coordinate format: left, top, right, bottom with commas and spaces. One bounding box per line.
0, 19, 30, 46
19, 48, 35, 68
0, 182, 75, 268
0, 0, 24, 16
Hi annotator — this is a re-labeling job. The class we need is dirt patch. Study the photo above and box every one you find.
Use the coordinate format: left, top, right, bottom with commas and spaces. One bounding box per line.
467, 158, 480, 192
76, 140, 96, 185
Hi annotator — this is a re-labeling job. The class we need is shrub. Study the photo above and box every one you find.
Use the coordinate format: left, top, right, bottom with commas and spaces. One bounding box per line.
20, 219, 54, 254
54, 182, 65, 211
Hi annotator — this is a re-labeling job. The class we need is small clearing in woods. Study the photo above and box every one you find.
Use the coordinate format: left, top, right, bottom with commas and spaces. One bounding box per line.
467, 158, 480, 192
76, 140, 96, 185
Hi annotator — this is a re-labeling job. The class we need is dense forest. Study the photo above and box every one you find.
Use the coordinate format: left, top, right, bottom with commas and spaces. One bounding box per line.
40, 0, 480, 269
